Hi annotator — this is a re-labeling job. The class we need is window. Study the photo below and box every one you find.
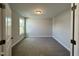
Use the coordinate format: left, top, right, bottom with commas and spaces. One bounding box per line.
19, 18, 24, 35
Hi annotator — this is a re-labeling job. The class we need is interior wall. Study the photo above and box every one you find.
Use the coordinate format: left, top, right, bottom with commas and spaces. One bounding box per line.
12, 11, 24, 47
26, 18, 52, 37
52, 9, 71, 51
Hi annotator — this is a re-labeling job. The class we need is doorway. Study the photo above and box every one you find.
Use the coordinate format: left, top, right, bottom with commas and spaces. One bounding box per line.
0, 3, 79, 56
11, 3, 71, 56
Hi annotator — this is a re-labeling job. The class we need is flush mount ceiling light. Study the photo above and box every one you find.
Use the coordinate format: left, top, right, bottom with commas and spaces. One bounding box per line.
34, 9, 43, 15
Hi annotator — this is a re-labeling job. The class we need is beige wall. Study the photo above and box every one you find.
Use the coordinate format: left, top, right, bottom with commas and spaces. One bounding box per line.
52, 9, 71, 51
26, 18, 52, 37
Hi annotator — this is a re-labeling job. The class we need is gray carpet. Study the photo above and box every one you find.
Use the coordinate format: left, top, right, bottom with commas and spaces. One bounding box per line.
12, 37, 70, 56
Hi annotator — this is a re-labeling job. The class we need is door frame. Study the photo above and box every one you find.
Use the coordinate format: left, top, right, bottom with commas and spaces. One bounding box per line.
71, 3, 79, 56
5, 3, 12, 56
73, 3, 79, 56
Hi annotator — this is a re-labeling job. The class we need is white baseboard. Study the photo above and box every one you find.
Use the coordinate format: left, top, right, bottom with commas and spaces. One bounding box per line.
11, 36, 24, 47
27, 36, 52, 37
52, 36, 70, 51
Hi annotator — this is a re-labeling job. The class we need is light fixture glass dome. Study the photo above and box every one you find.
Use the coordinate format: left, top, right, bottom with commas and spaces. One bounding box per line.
34, 8, 43, 15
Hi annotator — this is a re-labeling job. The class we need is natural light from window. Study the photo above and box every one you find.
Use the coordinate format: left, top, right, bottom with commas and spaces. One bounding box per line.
19, 18, 24, 35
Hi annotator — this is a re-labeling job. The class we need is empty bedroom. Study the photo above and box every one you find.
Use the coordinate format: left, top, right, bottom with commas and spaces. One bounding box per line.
8, 3, 71, 56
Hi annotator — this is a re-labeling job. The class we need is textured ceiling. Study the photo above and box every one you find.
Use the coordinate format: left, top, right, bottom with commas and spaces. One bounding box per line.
9, 3, 71, 19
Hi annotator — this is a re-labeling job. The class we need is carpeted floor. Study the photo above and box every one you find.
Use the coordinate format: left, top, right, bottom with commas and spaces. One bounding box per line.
12, 37, 70, 56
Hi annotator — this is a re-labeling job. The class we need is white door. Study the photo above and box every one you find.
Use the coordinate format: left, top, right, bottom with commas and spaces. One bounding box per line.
5, 4, 12, 56
0, 6, 3, 56
0, 6, 2, 56
0, 4, 12, 56
0, 4, 6, 56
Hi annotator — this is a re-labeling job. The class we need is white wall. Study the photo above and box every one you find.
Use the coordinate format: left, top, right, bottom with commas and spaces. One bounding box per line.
12, 11, 24, 47
26, 18, 52, 37
52, 9, 71, 51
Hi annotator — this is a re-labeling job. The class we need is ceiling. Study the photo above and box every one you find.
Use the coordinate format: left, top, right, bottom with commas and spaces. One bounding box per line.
9, 3, 71, 19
